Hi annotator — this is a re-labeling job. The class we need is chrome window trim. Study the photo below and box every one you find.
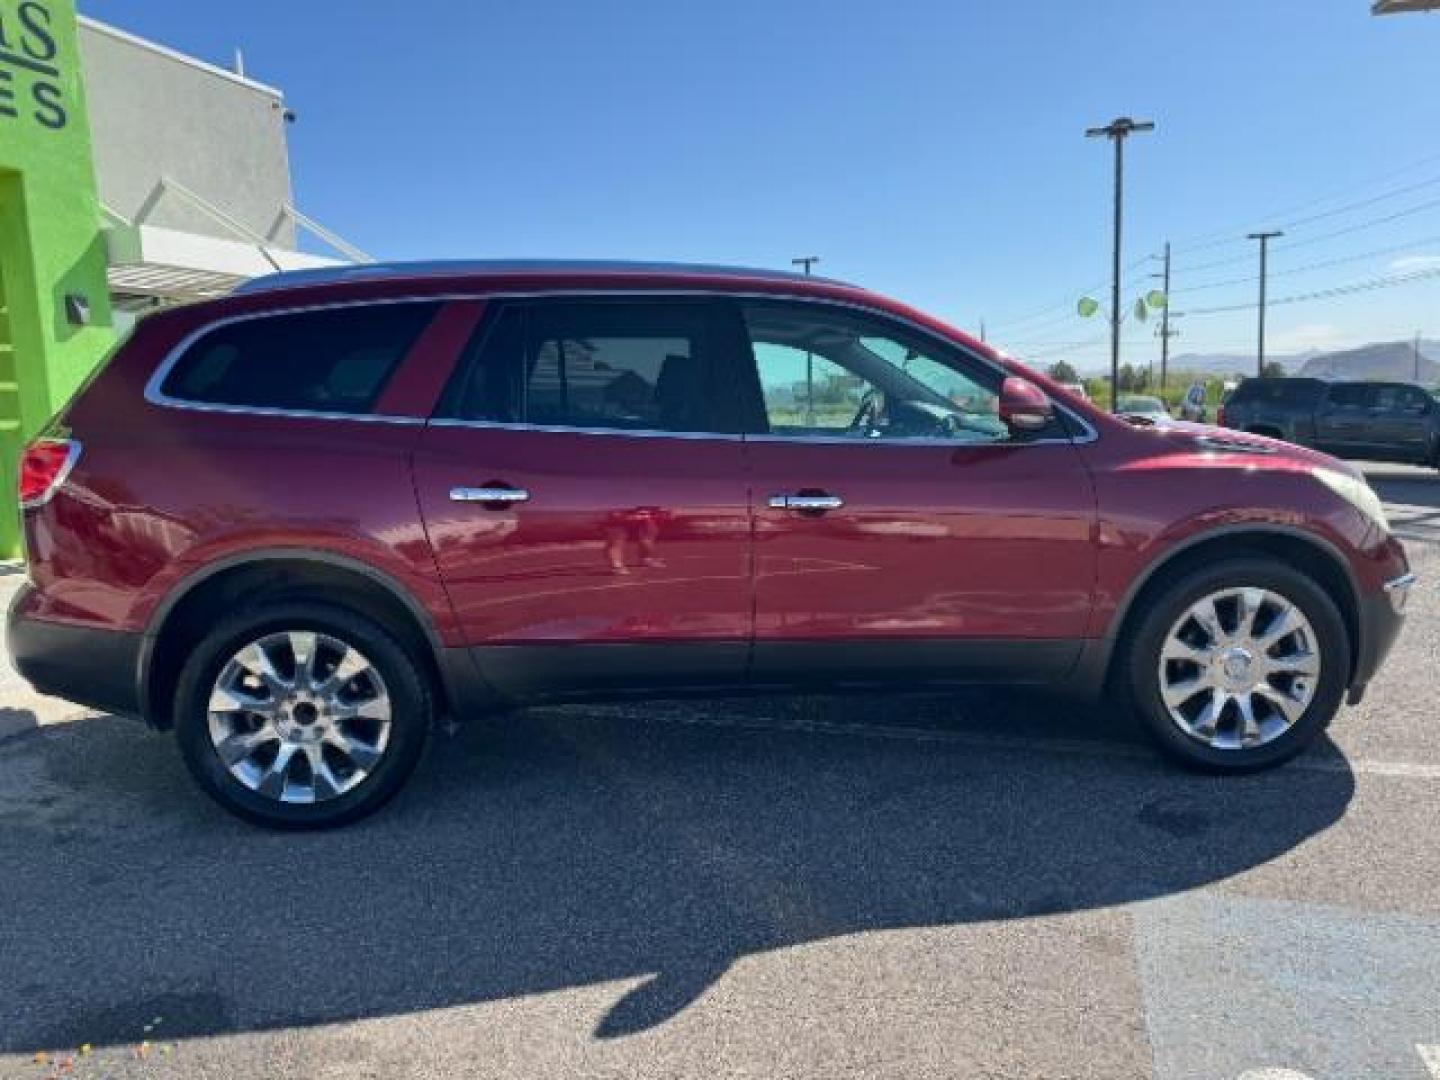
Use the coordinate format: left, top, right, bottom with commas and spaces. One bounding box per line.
143, 289, 1100, 446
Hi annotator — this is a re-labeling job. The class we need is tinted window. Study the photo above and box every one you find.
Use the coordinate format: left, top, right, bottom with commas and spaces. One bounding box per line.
1228, 378, 1327, 406
1373, 385, 1431, 414
163, 303, 439, 413
743, 302, 1016, 443
1326, 383, 1375, 409
442, 300, 757, 434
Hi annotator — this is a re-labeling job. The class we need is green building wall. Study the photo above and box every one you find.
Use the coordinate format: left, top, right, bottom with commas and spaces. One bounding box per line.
0, 0, 115, 556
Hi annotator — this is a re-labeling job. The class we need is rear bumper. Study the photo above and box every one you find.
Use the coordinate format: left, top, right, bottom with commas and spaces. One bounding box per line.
7, 585, 142, 718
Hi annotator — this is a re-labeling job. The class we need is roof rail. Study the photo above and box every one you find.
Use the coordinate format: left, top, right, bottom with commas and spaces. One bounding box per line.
233, 259, 850, 295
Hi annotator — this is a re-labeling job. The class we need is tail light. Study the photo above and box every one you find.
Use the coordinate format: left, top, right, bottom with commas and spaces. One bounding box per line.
19, 438, 81, 509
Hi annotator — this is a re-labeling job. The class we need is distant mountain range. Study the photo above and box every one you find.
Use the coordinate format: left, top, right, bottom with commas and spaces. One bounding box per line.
1160, 339, 1439, 383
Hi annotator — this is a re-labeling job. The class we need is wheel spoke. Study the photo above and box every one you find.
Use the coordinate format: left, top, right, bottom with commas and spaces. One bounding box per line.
328, 730, 383, 771
1235, 693, 1261, 746
256, 742, 299, 800
1255, 682, 1304, 724
1161, 674, 1208, 708
1162, 638, 1214, 666
334, 695, 390, 722
1234, 589, 1266, 642
214, 726, 277, 767
289, 632, 319, 690
1191, 688, 1227, 742
208, 684, 275, 716
314, 646, 371, 696
237, 642, 291, 696
1192, 599, 1228, 647
1255, 603, 1299, 648
1268, 648, 1320, 678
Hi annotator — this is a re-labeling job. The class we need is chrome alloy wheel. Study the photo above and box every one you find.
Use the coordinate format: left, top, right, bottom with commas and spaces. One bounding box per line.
1157, 588, 1321, 751
206, 631, 392, 804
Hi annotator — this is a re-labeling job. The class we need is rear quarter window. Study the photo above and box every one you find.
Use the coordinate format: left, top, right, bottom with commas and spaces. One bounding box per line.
160, 302, 441, 414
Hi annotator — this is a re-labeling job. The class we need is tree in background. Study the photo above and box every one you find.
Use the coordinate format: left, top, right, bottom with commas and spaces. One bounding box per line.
1046, 361, 1080, 384
1261, 361, 1286, 379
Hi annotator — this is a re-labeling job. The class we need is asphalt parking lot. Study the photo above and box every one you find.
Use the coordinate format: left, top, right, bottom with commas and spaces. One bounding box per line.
1, 464, 1437, 1080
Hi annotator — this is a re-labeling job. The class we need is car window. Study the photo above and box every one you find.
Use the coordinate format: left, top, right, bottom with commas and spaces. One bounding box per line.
741, 303, 1016, 443
1373, 385, 1431, 414
1326, 384, 1374, 410
440, 299, 758, 435
162, 302, 441, 414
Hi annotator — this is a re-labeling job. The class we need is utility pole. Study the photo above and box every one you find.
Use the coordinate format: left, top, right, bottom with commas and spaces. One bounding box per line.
792, 256, 820, 425
1086, 117, 1156, 412
979, 319, 987, 343
1151, 241, 1176, 391
1248, 231, 1283, 378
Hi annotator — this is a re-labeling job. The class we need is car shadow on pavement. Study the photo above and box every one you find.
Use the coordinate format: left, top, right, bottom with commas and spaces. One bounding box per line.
0, 695, 1354, 1051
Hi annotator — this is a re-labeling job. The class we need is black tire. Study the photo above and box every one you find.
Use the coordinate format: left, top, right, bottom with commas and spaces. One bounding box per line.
1124, 557, 1350, 772
174, 601, 431, 829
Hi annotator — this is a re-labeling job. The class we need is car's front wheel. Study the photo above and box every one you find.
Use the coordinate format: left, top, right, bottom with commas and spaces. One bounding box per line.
174, 602, 431, 828
1125, 557, 1349, 771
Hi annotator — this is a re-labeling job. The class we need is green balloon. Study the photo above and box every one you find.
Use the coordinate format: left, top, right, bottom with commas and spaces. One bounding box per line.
1134, 298, 1149, 323
1146, 290, 1168, 310
1077, 297, 1100, 318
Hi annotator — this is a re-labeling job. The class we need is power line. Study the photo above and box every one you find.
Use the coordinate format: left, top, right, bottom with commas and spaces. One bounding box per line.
1172, 192, 1440, 276
1168, 150, 1440, 255
1174, 234, 1440, 295
1184, 265, 1440, 318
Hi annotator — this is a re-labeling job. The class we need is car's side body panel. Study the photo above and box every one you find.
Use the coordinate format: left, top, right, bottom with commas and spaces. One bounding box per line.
9, 265, 1411, 730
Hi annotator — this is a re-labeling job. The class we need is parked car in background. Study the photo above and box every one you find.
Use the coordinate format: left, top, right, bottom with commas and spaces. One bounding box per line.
1179, 382, 1209, 422
1117, 394, 1173, 425
8, 261, 1413, 827
1221, 377, 1440, 467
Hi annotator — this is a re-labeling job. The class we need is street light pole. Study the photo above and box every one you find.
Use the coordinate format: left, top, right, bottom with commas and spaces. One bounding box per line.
792, 256, 820, 425
1086, 117, 1155, 412
1248, 231, 1283, 378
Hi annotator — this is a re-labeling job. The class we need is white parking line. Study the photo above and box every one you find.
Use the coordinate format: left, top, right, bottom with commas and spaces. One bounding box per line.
664, 712, 1440, 781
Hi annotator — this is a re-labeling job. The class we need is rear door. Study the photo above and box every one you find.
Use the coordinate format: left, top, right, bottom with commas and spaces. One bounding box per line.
1365, 384, 1434, 463
413, 297, 754, 698
737, 299, 1097, 686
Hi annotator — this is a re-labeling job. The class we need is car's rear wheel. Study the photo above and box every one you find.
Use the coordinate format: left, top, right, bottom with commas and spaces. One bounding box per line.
1125, 557, 1349, 771
174, 602, 431, 828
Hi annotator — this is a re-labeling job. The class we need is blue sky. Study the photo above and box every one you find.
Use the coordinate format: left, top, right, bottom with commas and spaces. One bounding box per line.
82, 0, 1440, 372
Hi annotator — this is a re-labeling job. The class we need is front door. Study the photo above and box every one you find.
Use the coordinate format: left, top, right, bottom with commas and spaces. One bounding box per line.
1314, 383, 1375, 457
414, 297, 754, 697
737, 300, 1098, 686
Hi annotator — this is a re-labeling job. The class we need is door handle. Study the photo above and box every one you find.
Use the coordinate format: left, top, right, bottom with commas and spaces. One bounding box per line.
450, 485, 530, 505
768, 492, 844, 512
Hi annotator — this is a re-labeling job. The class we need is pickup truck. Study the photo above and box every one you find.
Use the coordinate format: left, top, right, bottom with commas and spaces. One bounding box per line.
1220, 377, 1440, 467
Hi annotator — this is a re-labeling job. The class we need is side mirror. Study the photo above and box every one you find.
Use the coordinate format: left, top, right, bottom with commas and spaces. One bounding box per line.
998, 376, 1055, 433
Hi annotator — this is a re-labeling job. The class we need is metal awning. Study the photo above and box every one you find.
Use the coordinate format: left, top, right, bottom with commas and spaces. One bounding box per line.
101, 176, 370, 303
1373, 0, 1440, 12
105, 220, 341, 302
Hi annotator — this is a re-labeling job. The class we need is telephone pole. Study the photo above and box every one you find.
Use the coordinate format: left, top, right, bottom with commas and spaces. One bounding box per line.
1086, 117, 1156, 412
1151, 241, 1176, 391
1248, 231, 1283, 378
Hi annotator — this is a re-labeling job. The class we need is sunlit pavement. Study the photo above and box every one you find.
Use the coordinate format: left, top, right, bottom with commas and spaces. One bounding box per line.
1, 465, 1437, 1079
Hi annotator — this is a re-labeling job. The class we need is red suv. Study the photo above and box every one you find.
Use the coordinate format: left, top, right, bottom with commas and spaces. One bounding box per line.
8, 262, 1414, 827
